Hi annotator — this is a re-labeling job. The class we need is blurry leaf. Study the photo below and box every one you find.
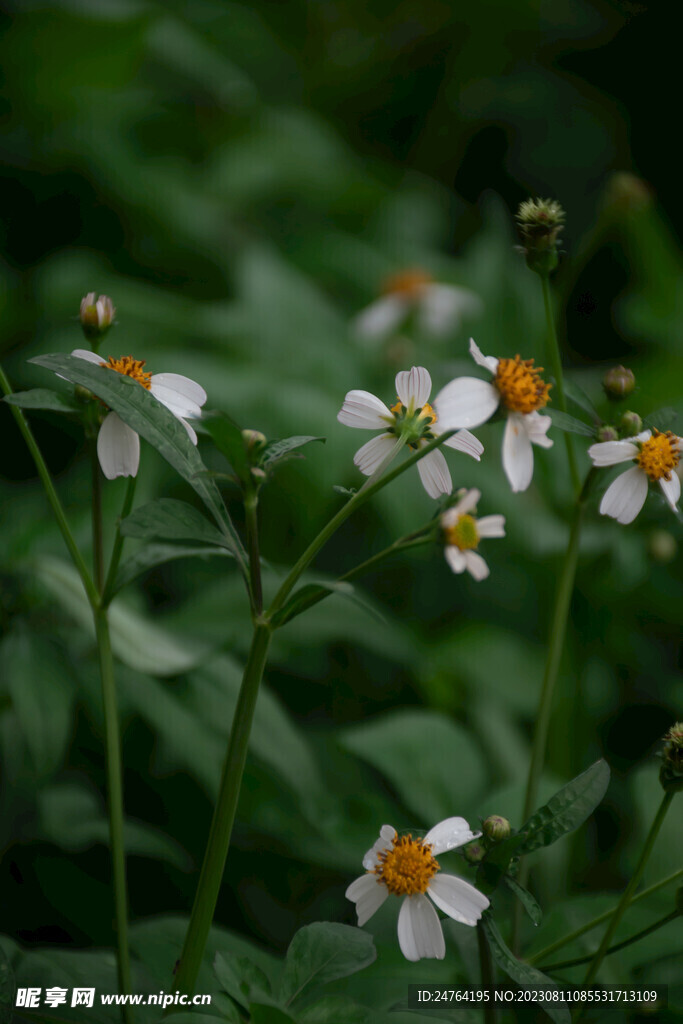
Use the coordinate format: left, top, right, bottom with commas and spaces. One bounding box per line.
261, 435, 325, 468
201, 410, 250, 483
280, 923, 376, 1007
0, 944, 15, 1024
563, 379, 599, 420
644, 407, 679, 432
120, 498, 231, 548
214, 953, 273, 1011
171, 1016, 231, 1024
390, 1002, 478, 1023
299, 996, 376, 1023
272, 581, 385, 629
518, 760, 610, 855
480, 916, 570, 1024
503, 875, 542, 925
3, 388, 81, 414
250, 1007, 297, 1024
547, 409, 594, 437
113, 543, 231, 595
340, 710, 486, 823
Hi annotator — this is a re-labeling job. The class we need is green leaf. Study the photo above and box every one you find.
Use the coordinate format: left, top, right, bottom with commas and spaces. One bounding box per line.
170, 1016, 232, 1024
120, 498, 232, 547
390, 1001, 478, 1023
261, 435, 325, 468
113, 543, 231, 595
249, 1006, 298, 1024
480, 916, 570, 1024
30, 353, 245, 564
503, 875, 542, 925
644, 406, 679, 432
280, 923, 376, 1008
299, 996, 376, 1023
272, 581, 385, 629
563, 379, 599, 420
547, 408, 594, 437
3, 388, 81, 414
201, 409, 251, 482
214, 952, 273, 1011
517, 760, 610, 855
476, 834, 527, 895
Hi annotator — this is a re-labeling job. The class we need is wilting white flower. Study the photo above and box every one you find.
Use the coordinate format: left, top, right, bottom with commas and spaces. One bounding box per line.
588, 429, 682, 524
434, 339, 553, 492
441, 488, 505, 581
354, 269, 482, 342
338, 366, 483, 499
346, 818, 490, 962
64, 350, 207, 480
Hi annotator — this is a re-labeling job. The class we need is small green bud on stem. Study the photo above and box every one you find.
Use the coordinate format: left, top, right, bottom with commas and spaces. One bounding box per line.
596, 425, 619, 443
80, 293, 115, 343
619, 410, 642, 437
516, 198, 565, 275
603, 365, 635, 400
463, 841, 487, 864
482, 815, 511, 842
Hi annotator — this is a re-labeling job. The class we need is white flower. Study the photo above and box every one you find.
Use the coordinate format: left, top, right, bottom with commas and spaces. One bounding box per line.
346, 818, 490, 962
435, 339, 553, 492
337, 366, 484, 499
588, 428, 682, 524
441, 488, 505, 581
66, 350, 207, 480
354, 270, 482, 342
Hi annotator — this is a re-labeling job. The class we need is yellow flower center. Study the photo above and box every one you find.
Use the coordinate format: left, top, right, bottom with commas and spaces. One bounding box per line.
382, 269, 432, 299
101, 355, 152, 390
494, 355, 551, 414
390, 399, 437, 424
374, 832, 440, 896
444, 513, 480, 551
636, 430, 680, 481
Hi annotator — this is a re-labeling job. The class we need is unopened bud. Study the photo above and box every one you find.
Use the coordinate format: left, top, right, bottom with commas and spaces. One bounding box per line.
242, 429, 267, 452
619, 411, 642, 437
603, 365, 635, 400
659, 722, 683, 793
482, 815, 511, 843
516, 198, 565, 275
463, 841, 486, 864
596, 425, 619, 443
648, 530, 677, 564
80, 293, 115, 341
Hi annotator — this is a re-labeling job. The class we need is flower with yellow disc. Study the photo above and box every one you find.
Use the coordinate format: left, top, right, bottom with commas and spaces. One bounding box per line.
588, 428, 682, 523
441, 488, 505, 581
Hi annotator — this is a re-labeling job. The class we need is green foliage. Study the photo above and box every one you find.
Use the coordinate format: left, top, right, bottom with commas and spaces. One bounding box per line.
517, 760, 611, 855
279, 923, 376, 1008
3, 388, 81, 414
481, 917, 570, 1024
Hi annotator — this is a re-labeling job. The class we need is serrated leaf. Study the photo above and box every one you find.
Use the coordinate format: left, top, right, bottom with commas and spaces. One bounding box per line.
113, 543, 231, 595
480, 916, 570, 1024
3, 388, 82, 414
120, 498, 231, 547
503, 875, 542, 925
280, 923, 376, 1008
201, 410, 251, 483
272, 580, 384, 628
547, 408, 594, 437
518, 760, 610, 855
261, 435, 325, 468
214, 952, 273, 1011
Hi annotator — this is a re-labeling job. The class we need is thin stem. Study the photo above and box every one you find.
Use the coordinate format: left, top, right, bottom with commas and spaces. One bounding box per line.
244, 490, 262, 616
0, 364, 98, 609
540, 910, 680, 972
526, 867, 683, 965
477, 922, 496, 1024
101, 476, 137, 608
91, 445, 105, 592
94, 609, 134, 1022
174, 623, 272, 998
540, 273, 580, 495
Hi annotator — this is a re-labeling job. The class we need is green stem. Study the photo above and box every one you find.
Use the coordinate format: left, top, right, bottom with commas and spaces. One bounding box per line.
101, 476, 137, 608
94, 609, 134, 1023
173, 623, 272, 998
477, 922, 496, 1024
0, 364, 99, 609
245, 490, 263, 616
526, 867, 683, 965
540, 273, 580, 495
540, 910, 680, 972
91, 445, 105, 592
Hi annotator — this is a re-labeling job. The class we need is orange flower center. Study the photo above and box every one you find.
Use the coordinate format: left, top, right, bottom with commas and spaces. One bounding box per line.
494, 355, 551, 414
382, 269, 432, 299
390, 399, 437, 426
101, 355, 152, 390
374, 832, 440, 896
444, 513, 480, 551
636, 430, 680, 481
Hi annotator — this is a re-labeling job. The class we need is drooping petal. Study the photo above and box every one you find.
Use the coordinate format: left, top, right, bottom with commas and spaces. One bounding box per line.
442, 428, 483, 461
338, 390, 393, 430
179, 418, 198, 445
395, 366, 432, 409
353, 295, 407, 338
524, 411, 554, 449
150, 387, 203, 421
599, 466, 649, 524
397, 895, 445, 962
464, 550, 489, 581
345, 873, 389, 927
424, 817, 479, 854
502, 413, 534, 492
362, 825, 396, 871
588, 439, 640, 467
417, 448, 452, 499
150, 373, 207, 417
418, 285, 482, 337
477, 514, 506, 538
353, 433, 397, 475
468, 337, 499, 374
428, 874, 490, 926
659, 472, 681, 511
97, 412, 140, 480
433, 378, 499, 429
72, 348, 106, 365
444, 547, 467, 573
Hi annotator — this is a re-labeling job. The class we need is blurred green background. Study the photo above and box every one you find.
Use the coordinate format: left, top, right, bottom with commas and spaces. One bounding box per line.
1, 0, 682, 1019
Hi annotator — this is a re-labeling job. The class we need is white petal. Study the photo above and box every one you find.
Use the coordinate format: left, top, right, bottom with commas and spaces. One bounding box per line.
353, 433, 396, 475
72, 348, 106, 364
444, 488, 481, 521
502, 413, 534, 492
588, 439, 640, 467
524, 411, 554, 449
338, 390, 393, 430
417, 448, 452, 499
433, 378, 499, 429
150, 372, 207, 409
464, 550, 489, 581
659, 472, 681, 511
599, 466, 648, 524
476, 514, 506, 538
345, 873, 389, 927
150, 383, 203, 420
424, 817, 479, 855
445, 547, 467, 573
97, 412, 140, 480
362, 825, 396, 871
418, 285, 482, 337
397, 895, 445, 962
442, 428, 483, 461
395, 367, 432, 409
468, 338, 498, 374
179, 418, 198, 445
353, 295, 407, 338
428, 874, 490, 926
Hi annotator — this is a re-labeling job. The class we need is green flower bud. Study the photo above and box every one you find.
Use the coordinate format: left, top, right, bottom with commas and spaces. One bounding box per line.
602, 365, 635, 400
516, 198, 565, 275
596, 425, 619, 443
619, 410, 642, 436
242, 429, 267, 453
482, 815, 511, 842
463, 841, 487, 864
80, 293, 115, 341
659, 722, 683, 793
648, 530, 677, 564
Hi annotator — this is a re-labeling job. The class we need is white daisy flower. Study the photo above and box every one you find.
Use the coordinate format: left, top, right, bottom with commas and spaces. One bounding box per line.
354, 269, 482, 342
441, 488, 505, 581
65, 350, 207, 480
346, 818, 490, 962
588, 428, 682, 524
435, 339, 554, 493
337, 366, 484, 499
